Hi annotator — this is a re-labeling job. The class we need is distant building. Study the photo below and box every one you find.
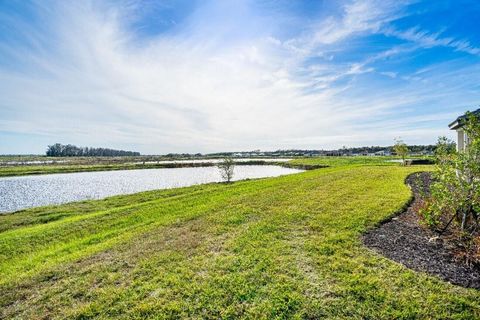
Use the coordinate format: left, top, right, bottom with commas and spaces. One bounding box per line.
449, 108, 480, 152
374, 150, 391, 156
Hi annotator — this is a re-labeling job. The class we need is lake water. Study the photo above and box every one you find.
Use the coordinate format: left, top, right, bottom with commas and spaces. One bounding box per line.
0, 165, 302, 213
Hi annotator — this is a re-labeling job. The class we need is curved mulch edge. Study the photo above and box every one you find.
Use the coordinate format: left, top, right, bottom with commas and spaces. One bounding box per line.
362, 172, 480, 289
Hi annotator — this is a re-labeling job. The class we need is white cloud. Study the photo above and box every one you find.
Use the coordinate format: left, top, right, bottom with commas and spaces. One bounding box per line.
0, 0, 479, 154
280, 0, 409, 58
385, 26, 480, 56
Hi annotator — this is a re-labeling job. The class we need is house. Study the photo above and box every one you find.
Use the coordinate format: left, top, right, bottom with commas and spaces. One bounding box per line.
375, 150, 391, 156
449, 108, 480, 151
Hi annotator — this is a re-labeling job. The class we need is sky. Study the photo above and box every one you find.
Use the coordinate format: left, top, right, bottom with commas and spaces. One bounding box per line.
1, 0, 479, 155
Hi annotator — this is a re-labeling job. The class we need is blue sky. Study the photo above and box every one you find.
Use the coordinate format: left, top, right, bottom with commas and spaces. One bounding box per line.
0, 0, 479, 154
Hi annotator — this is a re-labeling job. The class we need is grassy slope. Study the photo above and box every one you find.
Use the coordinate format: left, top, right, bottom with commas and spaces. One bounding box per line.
1, 164, 479, 319
287, 156, 426, 167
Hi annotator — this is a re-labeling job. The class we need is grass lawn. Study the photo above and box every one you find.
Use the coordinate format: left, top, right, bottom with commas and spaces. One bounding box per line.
288, 156, 431, 167
1, 163, 479, 319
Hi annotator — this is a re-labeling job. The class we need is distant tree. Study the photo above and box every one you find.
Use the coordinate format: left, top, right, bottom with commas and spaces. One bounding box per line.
434, 136, 456, 158
46, 143, 140, 157
393, 138, 409, 165
217, 157, 235, 183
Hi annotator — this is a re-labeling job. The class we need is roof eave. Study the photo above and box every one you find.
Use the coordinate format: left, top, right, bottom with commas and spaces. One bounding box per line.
449, 120, 461, 130
448, 108, 480, 130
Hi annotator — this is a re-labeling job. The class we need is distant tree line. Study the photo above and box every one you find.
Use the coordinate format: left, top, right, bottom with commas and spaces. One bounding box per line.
207, 145, 437, 158
46, 143, 140, 157
334, 145, 437, 154
165, 153, 203, 158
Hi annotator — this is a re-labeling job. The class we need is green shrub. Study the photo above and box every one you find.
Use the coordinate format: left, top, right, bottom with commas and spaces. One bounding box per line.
422, 112, 480, 234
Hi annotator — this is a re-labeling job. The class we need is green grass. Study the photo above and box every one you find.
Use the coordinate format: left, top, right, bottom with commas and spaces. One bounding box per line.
1, 163, 478, 319
288, 155, 432, 167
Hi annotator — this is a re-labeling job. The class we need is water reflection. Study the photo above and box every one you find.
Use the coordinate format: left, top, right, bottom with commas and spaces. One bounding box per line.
0, 165, 302, 213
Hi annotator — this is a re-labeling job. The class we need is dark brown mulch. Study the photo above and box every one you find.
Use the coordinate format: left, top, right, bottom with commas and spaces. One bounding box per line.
363, 172, 480, 289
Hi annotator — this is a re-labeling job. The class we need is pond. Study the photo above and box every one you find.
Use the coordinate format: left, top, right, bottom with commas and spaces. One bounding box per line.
0, 165, 303, 213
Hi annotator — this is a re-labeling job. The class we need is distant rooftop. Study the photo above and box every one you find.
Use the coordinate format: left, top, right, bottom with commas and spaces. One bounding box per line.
449, 108, 480, 130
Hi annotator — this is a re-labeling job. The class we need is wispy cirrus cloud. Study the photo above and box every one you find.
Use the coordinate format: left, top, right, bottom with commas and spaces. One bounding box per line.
384, 26, 480, 56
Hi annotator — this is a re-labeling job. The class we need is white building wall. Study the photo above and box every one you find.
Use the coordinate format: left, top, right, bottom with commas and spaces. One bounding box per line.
457, 129, 465, 152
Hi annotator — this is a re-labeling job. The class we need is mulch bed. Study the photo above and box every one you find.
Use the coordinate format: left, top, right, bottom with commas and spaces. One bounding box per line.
363, 172, 480, 289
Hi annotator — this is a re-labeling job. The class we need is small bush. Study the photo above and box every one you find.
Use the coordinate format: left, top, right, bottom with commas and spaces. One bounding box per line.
217, 157, 235, 183
393, 138, 409, 165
